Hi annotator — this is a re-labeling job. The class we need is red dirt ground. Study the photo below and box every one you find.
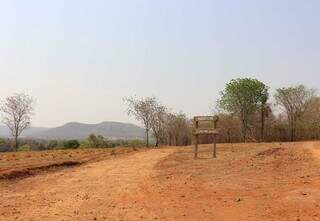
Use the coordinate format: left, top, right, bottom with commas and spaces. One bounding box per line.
1, 142, 320, 220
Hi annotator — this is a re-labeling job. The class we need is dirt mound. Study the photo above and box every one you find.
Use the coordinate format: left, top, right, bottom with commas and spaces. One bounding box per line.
255, 147, 286, 158
0, 161, 81, 180
0, 147, 140, 182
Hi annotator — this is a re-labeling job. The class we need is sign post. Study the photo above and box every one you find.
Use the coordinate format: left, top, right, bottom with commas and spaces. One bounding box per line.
193, 116, 219, 158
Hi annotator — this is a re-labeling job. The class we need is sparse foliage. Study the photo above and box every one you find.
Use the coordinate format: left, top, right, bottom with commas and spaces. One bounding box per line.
0, 93, 35, 151
88, 134, 111, 148
150, 101, 167, 147
124, 96, 157, 147
275, 85, 315, 141
165, 112, 192, 146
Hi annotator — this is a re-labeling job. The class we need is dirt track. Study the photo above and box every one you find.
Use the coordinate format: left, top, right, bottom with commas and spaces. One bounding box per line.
1, 142, 320, 221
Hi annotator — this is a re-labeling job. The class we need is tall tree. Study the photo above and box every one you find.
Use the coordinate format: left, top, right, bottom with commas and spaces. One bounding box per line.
218, 78, 269, 142
260, 96, 270, 142
0, 93, 35, 151
300, 97, 320, 140
275, 85, 315, 141
124, 96, 157, 147
150, 103, 167, 147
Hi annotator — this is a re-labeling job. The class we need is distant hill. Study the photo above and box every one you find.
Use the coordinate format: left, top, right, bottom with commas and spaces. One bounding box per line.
0, 126, 49, 138
0, 122, 145, 140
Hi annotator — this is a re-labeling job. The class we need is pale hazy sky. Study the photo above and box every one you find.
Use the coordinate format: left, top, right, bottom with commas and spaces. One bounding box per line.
1, 0, 319, 127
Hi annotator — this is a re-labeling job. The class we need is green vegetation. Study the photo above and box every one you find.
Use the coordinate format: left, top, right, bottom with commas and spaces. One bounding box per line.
216, 79, 318, 143
0, 135, 148, 152
18, 144, 31, 152
218, 78, 269, 142
63, 140, 80, 149
87, 134, 111, 148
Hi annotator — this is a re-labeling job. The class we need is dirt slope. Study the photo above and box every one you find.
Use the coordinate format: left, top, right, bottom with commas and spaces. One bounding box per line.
0, 148, 137, 179
1, 142, 320, 221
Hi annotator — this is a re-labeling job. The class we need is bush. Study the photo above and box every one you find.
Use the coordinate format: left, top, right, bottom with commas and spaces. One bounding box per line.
87, 134, 112, 148
125, 139, 146, 148
19, 144, 31, 152
47, 140, 58, 149
0, 146, 13, 152
63, 140, 80, 149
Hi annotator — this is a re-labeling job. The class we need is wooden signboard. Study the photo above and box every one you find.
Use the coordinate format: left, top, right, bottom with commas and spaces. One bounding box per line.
193, 116, 219, 158
194, 116, 219, 122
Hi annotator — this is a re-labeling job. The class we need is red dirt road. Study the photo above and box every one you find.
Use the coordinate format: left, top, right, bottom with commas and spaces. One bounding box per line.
1, 142, 320, 221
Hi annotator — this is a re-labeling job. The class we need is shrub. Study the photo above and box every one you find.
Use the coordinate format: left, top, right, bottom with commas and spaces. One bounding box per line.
19, 144, 31, 152
47, 140, 58, 149
63, 140, 80, 149
87, 134, 112, 148
125, 139, 146, 148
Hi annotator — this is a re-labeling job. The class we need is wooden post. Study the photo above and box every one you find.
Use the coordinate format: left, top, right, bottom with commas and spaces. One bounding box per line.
194, 120, 199, 158
213, 135, 217, 158
195, 135, 198, 158
193, 116, 219, 159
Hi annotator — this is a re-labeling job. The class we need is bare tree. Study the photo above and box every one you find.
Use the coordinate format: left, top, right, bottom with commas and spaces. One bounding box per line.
150, 102, 167, 147
1, 93, 35, 151
165, 112, 191, 146
299, 97, 320, 140
124, 96, 157, 147
275, 85, 315, 141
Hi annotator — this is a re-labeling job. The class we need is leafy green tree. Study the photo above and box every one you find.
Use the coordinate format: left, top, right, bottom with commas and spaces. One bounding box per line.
218, 78, 269, 142
275, 85, 315, 141
63, 140, 80, 149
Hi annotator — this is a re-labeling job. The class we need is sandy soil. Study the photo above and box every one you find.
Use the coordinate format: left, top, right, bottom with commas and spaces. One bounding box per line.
1, 142, 320, 221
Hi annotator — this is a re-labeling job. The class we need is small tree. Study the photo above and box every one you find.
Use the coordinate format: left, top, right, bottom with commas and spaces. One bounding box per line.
166, 112, 191, 146
0, 93, 35, 151
275, 85, 315, 141
124, 96, 157, 147
88, 134, 110, 148
218, 78, 269, 142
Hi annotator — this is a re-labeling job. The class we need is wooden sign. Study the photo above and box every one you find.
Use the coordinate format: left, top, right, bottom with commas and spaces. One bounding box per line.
194, 116, 219, 122
193, 116, 219, 158
193, 129, 219, 135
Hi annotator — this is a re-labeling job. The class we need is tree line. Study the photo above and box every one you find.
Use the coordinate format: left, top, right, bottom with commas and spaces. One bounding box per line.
0, 135, 147, 152
125, 78, 319, 146
1, 78, 319, 151
124, 96, 192, 147
217, 79, 317, 143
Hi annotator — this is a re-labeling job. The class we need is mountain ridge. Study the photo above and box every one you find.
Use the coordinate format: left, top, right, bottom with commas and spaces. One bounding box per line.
0, 121, 145, 140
